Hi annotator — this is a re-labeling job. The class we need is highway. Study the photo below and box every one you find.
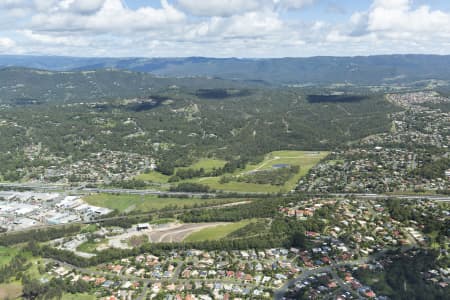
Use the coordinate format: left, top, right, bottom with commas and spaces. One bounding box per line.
1, 182, 449, 201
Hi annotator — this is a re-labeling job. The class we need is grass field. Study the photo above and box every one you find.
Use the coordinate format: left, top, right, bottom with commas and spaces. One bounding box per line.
135, 171, 170, 183
136, 158, 226, 183
83, 193, 240, 212
184, 220, 254, 242
0, 246, 18, 267
77, 239, 106, 253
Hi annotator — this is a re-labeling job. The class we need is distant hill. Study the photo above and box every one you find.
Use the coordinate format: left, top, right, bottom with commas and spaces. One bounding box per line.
0, 67, 251, 104
1, 54, 450, 84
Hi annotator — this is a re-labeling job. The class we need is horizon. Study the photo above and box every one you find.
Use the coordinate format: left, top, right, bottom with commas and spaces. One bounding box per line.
1, 53, 450, 60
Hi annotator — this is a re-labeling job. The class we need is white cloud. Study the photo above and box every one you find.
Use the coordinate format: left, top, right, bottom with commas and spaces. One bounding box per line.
0, 0, 28, 9
274, 0, 315, 10
327, 0, 450, 54
0, 37, 16, 49
33, 0, 58, 12
177, 0, 315, 17
61, 0, 107, 14
177, 0, 264, 17
223, 11, 283, 37
0, 0, 449, 57
30, 0, 185, 33
367, 0, 450, 35
372, 0, 409, 10
187, 10, 283, 39
0, 0, 31, 16
21, 30, 89, 46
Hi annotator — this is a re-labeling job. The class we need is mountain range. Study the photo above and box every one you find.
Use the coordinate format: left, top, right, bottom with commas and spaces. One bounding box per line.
1, 54, 450, 85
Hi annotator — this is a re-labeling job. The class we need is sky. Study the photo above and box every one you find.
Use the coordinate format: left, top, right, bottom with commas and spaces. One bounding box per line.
0, 0, 449, 58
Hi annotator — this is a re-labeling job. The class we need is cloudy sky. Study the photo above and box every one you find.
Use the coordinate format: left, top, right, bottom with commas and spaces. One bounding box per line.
0, 0, 449, 57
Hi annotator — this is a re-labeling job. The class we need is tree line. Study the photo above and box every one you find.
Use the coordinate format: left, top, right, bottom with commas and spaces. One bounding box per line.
0, 225, 82, 246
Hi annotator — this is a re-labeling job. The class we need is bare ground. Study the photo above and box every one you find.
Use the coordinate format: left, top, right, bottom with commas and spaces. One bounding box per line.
106, 222, 228, 249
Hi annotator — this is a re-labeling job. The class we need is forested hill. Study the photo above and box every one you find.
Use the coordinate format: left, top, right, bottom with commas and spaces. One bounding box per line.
0, 65, 402, 182
0, 67, 253, 104
1, 54, 450, 84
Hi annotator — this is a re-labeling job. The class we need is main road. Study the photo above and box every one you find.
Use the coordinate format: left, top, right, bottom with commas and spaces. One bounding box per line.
1, 182, 449, 201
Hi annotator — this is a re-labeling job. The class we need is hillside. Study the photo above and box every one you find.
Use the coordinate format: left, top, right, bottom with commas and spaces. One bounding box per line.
0, 68, 254, 104
0, 68, 400, 183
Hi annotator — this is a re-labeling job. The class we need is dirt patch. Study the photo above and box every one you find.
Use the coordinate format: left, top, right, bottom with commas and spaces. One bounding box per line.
148, 223, 228, 243
105, 222, 228, 248
0, 282, 22, 299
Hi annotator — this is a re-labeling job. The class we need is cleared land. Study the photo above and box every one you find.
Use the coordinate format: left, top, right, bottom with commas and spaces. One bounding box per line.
77, 239, 107, 253
195, 151, 329, 192
135, 151, 328, 193
106, 223, 228, 248
0, 282, 22, 300
184, 220, 254, 242
136, 158, 226, 183
62, 293, 96, 300
135, 171, 170, 183
83, 194, 238, 213
148, 223, 229, 243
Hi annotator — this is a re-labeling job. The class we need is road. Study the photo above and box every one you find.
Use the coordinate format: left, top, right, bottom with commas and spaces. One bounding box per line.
273, 250, 391, 300
2, 182, 449, 201
45, 258, 152, 300
46, 258, 259, 300
330, 193, 450, 202
0, 182, 269, 197
274, 259, 366, 300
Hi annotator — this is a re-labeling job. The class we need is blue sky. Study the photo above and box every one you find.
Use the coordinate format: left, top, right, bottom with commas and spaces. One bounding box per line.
0, 0, 449, 57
